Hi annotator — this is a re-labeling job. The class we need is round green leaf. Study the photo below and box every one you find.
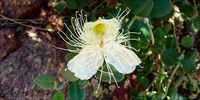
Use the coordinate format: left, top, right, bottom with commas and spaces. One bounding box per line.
193, 16, 200, 30
53, 91, 65, 100
166, 36, 178, 49
181, 58, 196, 73
34, 74, 56, 90
150, 0, 173, 18
161, 49, 179, 66
55, 3, 65, 13
61, 69, 78, 82
181, 36, 194, 48
180, 4, 196, 17
68, 82, 86, 100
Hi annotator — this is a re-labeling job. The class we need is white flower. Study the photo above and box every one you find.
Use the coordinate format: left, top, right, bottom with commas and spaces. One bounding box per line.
58, 8, 141, 81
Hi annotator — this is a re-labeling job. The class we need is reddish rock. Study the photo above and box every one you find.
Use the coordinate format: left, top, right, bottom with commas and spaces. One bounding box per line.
0, 0, 42, 19
0, 28, 18, 61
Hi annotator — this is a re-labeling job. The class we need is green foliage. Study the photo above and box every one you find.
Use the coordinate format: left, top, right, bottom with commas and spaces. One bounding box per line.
68, 81, 86, 100
193, 16, 200, 30
180, 4, 196, 17
55, 3, 65, 13
181, 35, 194, 48
53, 91, 65, 100
150, 0, 173, 18
61, 69, 79, 82
161, 49, 179, 66
166, 36, 178, 49
119, 0, 154, 17
15, 26, 24, 33
181, 58, 196, 73
137, 72, 150, 87
34, 74, 57, 90
167, 86, 187, 100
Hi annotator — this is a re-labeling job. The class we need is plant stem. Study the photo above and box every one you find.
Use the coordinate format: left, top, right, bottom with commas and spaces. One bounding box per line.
165, 64, 180, 97
0, 14, 51, 32
145, 18, 155, 45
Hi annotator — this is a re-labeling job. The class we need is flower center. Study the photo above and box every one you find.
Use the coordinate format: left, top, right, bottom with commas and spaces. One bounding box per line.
93, 23, 107, 38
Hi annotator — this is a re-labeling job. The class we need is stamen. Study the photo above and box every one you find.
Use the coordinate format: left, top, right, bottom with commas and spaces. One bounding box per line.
57, 31, 82, 48
106, 62, 120, 88
53, 45, 80, 53
57, 28, 83, 46
117, 8, 130, 22
122, 38, 141, 41
116, 8, 122, 19
117, 8, 128, 20
96, 65, 103, 93
119, 8, 130, 22
138, 65, 143, 68
123, 32, 141, 35
84, 15, 88, 22
106, 64, 113, 84
71, 17, 81, 36
64, 23, 85, 44
103, 54, 121, 88
124, 45, 140, 52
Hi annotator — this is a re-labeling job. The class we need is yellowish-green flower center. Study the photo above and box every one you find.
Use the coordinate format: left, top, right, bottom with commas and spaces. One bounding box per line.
92, 23, 107, 37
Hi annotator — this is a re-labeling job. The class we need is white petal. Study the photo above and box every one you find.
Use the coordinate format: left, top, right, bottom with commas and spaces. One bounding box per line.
67, 45, 104, 80
104, 42, 141, 74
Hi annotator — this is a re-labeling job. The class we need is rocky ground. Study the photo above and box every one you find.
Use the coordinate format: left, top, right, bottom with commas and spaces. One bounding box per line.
0, 0, 69, 99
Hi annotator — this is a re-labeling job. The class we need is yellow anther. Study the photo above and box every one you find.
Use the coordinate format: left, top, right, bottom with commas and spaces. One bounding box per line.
93, 23, 107, 37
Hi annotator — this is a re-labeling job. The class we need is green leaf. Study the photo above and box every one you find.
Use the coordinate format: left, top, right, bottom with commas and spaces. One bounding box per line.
161, 49, 179, 66
129, 87, 139, 97
144, 59, 153, 73
193, 16, 200, 30
68, 82, 86, 100
61, 69, 78, 82
55, 3, 65, 13
55, 82, 66, 90
150, 0, 173, 18
184, 50, 198, 59
76, 0, 88, 9
66, 0, 78, 10
16, 26, 24, 33
119, 0, 154, 16
168, 86, 187, 100
34, 74, 56, 90
137, 72, 150, 87
130, 22, 150, 49
136, 0, 154, 17
78, 80, 89, 88
95, 64, 124, 83
180, 4, 196, 17
53, 91, 65, 100
181, 36, 194, 48
162, 23, 172, 33
181, 58, 196, 73
155, 28, 166, 43
166, 36, 178, 49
